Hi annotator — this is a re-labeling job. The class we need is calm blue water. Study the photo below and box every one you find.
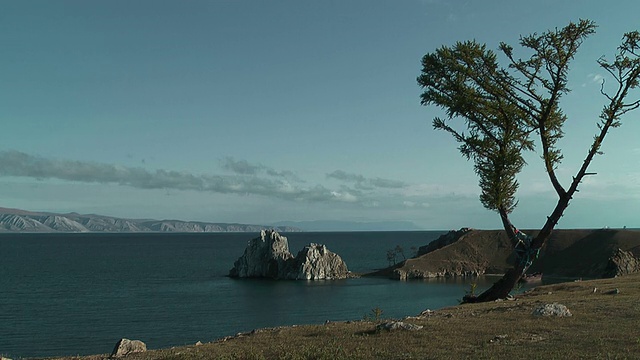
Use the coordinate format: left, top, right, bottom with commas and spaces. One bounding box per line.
0, 231, 500, 358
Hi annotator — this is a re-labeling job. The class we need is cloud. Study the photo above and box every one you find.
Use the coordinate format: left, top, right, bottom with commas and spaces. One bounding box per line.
0, 151, 487, 217
589, 73, 604, 83
583, 73, 605, 88
220, 157, 260, 175
221, 156, 304, 182
402, 200, 430, 208
0, 151, 352, 204
326, 170, 407, 189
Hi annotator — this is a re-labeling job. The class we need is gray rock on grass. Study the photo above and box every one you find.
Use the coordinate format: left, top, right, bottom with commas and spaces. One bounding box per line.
532, 303, 572, 317
603, 248, 640, 277
111, 338, 147, 358
376, 321, 423, 332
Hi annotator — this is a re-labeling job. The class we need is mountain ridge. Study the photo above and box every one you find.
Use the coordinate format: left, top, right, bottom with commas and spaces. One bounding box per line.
0, 207, 300, 233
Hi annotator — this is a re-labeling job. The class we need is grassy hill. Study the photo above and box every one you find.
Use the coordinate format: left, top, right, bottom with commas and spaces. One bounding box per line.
370, 228, 640, 280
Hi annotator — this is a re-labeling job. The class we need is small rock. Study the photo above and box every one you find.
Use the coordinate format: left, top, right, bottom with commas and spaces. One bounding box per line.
195, 341, 203, 346
604, 248, 640, 277
376, 321, 423, 332
605, 288, 620, 295
419, 309, 433, 317
532, 303, 572, 317
490, 334, 508, 343
110, 338, 147, 358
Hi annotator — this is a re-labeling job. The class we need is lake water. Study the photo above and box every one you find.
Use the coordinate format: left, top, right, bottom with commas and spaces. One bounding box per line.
0, 231, 502, 358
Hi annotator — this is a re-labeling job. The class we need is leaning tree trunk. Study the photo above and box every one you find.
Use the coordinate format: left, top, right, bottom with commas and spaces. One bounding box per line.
463, 196, 571, 303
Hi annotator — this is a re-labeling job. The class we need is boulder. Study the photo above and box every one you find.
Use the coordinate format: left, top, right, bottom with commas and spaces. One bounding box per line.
229, 230, 349, 280
110, 338, 147, 358
376, 321, 423, 332
603, 248, 640, 278
531, 303, 572, 317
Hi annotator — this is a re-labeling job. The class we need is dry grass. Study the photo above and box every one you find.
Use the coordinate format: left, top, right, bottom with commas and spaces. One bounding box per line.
372, 229, 640, 280
45, 273, 640, 360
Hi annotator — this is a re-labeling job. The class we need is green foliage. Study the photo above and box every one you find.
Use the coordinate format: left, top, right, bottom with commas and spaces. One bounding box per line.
419, 19, 640, 216
418, 39, 534, 213
364, 306, 384, 322
419, 19, 640, 301
417, 19, 640, 216
466, 281, 478, 297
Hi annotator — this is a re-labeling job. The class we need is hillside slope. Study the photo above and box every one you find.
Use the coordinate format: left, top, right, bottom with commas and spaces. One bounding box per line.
371, 228, 640, 279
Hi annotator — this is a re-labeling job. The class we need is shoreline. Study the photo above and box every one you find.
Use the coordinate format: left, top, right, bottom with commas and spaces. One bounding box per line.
37, 273, 640, 360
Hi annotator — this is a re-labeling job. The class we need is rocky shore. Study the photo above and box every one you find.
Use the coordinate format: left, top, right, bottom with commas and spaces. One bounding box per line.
42, 273, 640, 359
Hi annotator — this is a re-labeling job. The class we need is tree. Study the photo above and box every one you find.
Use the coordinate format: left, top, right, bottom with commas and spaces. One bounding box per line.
395, 244, 406, 261
386, 249, 397, 266
417, 19, 640, 302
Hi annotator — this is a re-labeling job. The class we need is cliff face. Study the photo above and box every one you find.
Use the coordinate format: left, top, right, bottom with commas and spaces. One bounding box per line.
294, 243, 350, 280
371, 228, 640, 280
229, 229, 294, 278
0, 207, 300, 233
229, 230, 350, 280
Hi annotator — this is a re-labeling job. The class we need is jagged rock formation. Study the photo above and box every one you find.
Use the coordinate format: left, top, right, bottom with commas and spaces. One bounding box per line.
0, 207, 300, 233
229, 229, 294, 278
294, 243, 350, 280
603, 248, 640, 277
110, 338, 147, 358
229, 230, 350, 280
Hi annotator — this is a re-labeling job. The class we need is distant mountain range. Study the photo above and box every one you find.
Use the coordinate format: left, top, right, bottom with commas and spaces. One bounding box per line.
272, 220, 422, 231
0, 207, 300, 233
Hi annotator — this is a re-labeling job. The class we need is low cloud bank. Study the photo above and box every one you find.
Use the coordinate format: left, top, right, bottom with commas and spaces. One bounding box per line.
0, 151, 468, 209
0, 151, 353, 203
326, 170, 407, 189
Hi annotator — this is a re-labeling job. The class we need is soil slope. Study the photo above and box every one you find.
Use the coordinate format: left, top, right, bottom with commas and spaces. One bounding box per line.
370, 228, 640, 279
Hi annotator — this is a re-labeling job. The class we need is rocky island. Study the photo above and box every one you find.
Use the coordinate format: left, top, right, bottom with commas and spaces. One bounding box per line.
229, 229, 351, 280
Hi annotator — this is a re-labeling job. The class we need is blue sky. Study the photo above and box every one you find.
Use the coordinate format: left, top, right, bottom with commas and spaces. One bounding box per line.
0, 0, 639, 229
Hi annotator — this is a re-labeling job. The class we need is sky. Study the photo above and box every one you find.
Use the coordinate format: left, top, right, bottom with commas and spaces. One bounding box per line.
0, 0, 639, 230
